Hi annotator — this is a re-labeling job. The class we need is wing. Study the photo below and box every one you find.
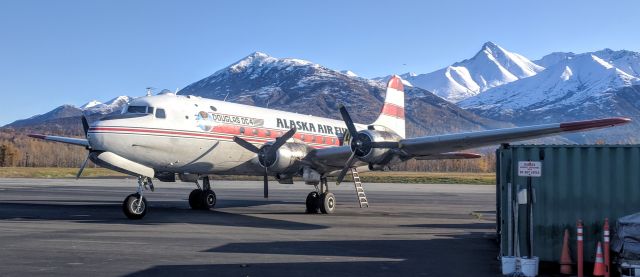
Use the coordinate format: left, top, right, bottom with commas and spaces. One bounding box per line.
400, 118, 630, 156
307, 117, 630, 170
28, 134, 89, 147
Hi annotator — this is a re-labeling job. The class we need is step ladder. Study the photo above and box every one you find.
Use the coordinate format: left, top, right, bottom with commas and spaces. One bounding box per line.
351, 168, 369, 208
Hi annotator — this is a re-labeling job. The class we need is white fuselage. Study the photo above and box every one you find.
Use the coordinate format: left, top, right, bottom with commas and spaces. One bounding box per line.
88, 94, 365, 176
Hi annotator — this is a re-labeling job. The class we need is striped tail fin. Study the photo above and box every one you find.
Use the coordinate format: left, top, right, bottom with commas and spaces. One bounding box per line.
373, 75, 405, 138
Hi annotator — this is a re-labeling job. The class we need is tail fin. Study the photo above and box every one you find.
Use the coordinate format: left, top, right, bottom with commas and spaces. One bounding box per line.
373, 75, 405, 138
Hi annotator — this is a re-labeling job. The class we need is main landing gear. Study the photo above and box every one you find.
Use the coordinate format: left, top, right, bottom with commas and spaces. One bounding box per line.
306, 177, 336, 214
122, 177, 153, 219
188, 176, 216, 210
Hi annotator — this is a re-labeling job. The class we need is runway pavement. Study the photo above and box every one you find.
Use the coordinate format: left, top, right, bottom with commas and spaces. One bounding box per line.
0, 178, 499, 276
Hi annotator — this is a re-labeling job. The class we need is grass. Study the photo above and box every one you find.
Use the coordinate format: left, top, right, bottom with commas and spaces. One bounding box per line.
0, 167, 127, 179
0, 167, 496, 185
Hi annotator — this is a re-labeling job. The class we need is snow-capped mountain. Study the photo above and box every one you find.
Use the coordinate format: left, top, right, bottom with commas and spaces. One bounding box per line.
4, 96, 132, 130
340, 70, 359, 78
80, 96, 132, 115
372, 73, 415, 87
387, 42, 544, 103
80, 100, 102, 110
460, 51, 640, 143
179, 52, 508, 136
460, 54, 639, 112
535, 49, 640, 78
533, 52, 576, 68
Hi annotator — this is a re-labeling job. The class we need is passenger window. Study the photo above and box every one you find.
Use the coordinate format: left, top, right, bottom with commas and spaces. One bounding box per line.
252, 129, 258, 135
156, 109, 166, 119
322, 137, 326, 144
240, 127, 245, 134
300, 134, 305, 141
331, 138, 336, 144
265, 130, 271, 137
147, 107, 155, 114
210, 106, 217, 111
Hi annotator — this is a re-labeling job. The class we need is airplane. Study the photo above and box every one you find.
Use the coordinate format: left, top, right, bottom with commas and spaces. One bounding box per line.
28, 76, 631, 219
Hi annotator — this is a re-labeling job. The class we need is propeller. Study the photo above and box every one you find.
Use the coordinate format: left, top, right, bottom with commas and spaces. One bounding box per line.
335, 105, 400, 185
76, 115, 92, 179
233, 128, 297, 198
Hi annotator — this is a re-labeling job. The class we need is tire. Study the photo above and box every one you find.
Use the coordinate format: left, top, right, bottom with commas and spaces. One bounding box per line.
122, 193, 147, 219
305, 191, 320, 214
189, 189, 203, 210
202, 189, 216, 209
319, 192, 336, 214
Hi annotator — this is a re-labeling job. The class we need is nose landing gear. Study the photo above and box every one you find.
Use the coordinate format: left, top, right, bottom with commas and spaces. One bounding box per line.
122, 177, 152, 219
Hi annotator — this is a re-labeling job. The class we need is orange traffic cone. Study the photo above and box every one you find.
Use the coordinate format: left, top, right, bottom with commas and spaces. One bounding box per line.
593, 241, 605, 276
560, 229, 573, 274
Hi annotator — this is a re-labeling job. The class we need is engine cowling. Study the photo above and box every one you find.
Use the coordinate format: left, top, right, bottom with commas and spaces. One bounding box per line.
254, 142, 311, 173
351, 129, 402, 164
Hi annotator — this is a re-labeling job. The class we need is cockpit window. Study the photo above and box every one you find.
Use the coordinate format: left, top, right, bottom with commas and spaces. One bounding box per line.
156, 108, 166, 119
126, 105, 155, 114
127, 106, 148, 114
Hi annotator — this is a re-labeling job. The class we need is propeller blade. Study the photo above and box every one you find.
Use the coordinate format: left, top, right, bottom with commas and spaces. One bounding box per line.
339, 105, 359, 138
370, 141, 400, 149
263, 168, 269, 198
336, 151, 357, 185
233, 136, 260, 153
271, 128, 296, 150
76, 153, 90, 179
81, 116, 90, 137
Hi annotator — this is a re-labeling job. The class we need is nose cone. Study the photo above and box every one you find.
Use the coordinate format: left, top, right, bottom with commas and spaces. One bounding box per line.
86, 119, 104, 151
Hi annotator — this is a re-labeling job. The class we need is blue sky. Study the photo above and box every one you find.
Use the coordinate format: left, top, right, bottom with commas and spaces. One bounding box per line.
1, 0, 639, 125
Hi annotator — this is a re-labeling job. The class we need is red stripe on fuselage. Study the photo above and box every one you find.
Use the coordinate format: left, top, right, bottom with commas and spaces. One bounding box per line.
89, 126, 338, 148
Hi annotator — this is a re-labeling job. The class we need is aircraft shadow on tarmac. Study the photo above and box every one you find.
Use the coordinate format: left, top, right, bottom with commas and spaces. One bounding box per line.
123, 233, 499, 277
400, 222, 496, 230
0, 201, 328, 231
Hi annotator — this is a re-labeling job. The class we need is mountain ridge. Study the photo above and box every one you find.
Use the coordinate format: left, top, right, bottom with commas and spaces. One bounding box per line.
376, 41, 544, 103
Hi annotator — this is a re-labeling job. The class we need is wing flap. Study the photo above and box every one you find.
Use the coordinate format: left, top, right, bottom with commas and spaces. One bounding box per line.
28, 134, 89, 147
400, 117, 630, 156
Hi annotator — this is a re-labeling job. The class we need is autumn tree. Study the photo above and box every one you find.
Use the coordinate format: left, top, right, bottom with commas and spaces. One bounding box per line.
0, 143, 20, 167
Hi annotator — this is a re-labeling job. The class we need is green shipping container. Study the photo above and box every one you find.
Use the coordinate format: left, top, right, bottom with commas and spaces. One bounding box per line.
497, 144, 640, 263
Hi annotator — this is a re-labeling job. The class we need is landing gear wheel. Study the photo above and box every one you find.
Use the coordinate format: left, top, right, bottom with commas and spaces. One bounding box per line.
305, 191, 320, 214
189, 189, 203, 210
202, 189, 216, 209
189, 189, 216, 210
319, 192, 336, 214
123, 193, 147, 219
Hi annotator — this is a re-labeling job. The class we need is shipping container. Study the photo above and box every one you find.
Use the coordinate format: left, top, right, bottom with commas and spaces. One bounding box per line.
497, 144, 640, 263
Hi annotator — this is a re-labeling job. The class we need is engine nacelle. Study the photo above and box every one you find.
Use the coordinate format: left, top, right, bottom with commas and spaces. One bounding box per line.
256, 142, 311, 174
354, 129, 402, 164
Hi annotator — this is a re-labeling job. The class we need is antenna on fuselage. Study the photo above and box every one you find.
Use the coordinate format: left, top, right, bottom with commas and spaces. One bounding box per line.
145, 87, 155, 96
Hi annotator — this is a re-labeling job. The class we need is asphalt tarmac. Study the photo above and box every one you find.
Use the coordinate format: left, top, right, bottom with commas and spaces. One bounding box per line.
0, 178, 499, 277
